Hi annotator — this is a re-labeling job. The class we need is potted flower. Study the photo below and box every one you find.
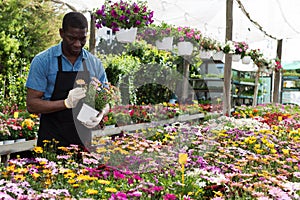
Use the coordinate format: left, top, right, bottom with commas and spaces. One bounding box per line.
232, 41, 249, 62
76, 78, 120, 124
221, 40, 235, 54
0, 118, 10, 143
93, 0, 154, 43
240, 49, 252, 64
114, 112, 132, 126
174, 26, 202, 55
137, 22, 177, 50
21, 115, 39, 140
199, 37, 216, 59
274, 57, 282, 72
102, 112, 117, 128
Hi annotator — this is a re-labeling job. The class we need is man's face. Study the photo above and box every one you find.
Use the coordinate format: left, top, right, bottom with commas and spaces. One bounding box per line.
60, 26, 87, 56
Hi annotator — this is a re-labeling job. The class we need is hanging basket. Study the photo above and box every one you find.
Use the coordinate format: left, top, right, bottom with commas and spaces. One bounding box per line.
199, 50, 212, 59
242, 56, 251, 64
177, 41, 194, 56
115, 27, 138, 43
155, 37, 173, 51
232, 54, 241, 62
212, 51, 224, 60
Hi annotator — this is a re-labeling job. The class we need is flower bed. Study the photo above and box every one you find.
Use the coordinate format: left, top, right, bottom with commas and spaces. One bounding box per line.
1, 103, 300, 199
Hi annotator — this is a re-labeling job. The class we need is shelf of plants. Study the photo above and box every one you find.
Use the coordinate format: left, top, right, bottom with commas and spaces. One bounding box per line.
0, 139, 36, 156
91, 113, 204, 140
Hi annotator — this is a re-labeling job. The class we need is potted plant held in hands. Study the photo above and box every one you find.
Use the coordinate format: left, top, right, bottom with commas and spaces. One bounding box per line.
76, 78, 120, 126
94, 0, 154, 43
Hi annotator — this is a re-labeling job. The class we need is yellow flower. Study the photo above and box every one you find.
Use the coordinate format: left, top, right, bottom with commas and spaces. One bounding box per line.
64, 172, 76, 179
270, 149, 277, 154
179, 153, 188, 165
14, 112, 19, 119
33, 146, 43, 154
32, 173, 40, 180
43, 169, 52, 174
86, 189, 98, 195
67, 179, 76, 184
282, 149, 289, 155
105, 187, 117, 193
22, 119, 35, 128
76, 79, 86, 85
98, 179, 111, 185
14, 174, 25, 181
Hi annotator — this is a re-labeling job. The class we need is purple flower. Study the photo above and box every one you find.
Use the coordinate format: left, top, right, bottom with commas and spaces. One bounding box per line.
133, 3, 140, 13
114, 170, 126, 179
135, 20, 141, 26
111, 9, 118, 18
109, 192, 127, 200
163, 193, 177, 200
119, 15, 126, 21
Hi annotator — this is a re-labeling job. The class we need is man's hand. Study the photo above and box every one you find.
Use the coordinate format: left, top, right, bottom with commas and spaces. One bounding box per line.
64, 87, 86, 109
84, 104, 110, 129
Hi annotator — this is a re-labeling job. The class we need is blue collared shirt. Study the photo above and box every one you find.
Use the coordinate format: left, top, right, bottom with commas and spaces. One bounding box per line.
26, 42, 108, 100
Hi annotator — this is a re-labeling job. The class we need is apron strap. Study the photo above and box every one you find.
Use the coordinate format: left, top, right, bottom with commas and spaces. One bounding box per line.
58, 55, 63, 71
57, 55, 88, 73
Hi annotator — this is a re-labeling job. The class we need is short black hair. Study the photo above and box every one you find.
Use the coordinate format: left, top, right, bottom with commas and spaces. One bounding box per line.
62, 12, 88, 31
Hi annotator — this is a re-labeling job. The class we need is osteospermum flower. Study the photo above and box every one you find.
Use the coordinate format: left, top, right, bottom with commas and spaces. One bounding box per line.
86, 189, 98, 195
105, 187, 118, 193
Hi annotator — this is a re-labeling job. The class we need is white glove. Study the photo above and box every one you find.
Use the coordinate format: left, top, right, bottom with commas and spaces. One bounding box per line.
64, 87, 86, 109
84, 104, 110, 129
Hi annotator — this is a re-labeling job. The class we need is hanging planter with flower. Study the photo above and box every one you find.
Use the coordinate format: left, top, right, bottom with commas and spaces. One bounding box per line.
174, 26, 201, 56
199, 37, 218, 59
93, 0, 154, 43
232, 41, 249, 62
137, 22, 176, 50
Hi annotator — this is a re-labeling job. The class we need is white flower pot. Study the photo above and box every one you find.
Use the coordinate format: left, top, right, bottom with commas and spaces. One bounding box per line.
0, 141, 3, 145
155, 37, 173, 51
177, 41, 193, 56
232, 54, 241, 62
242, 56, 251, 64
77, 103, 99, 124
3, 140, 15, 145
200, 50, 212, 59
212, 51, 224, 61
115, 27, 138, 43
15, 138, 26, 143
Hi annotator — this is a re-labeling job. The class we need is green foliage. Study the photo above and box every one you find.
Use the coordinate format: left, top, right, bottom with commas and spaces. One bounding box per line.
0, 0, 64, 109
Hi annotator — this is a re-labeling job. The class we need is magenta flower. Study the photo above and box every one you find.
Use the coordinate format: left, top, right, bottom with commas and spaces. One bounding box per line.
163, 193, 177, 200
114, 170, 126, 179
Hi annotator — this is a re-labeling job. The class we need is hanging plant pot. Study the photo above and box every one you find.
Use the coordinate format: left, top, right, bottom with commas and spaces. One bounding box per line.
115, 27, 138, 43
242, 56, 251, 64
200, 50, 212, 59
155, 37, 173, 51
177, 41, 194, 56
232, 54, 241, 62
212, 51, 224, 60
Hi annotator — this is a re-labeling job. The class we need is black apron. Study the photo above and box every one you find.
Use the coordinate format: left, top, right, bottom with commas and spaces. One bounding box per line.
37, 56, 91, 148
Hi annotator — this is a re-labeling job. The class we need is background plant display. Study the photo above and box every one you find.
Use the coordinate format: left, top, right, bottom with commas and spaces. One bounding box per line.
0, 105, 39, 141
1, 104, 300, 199
0, 0, 63, 110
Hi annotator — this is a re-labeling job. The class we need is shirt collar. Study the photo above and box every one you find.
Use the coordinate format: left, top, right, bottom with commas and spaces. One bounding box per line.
53, 41, 88, 60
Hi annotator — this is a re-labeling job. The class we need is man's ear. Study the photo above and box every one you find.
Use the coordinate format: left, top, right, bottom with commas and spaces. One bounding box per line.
59, 28, 64, 38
